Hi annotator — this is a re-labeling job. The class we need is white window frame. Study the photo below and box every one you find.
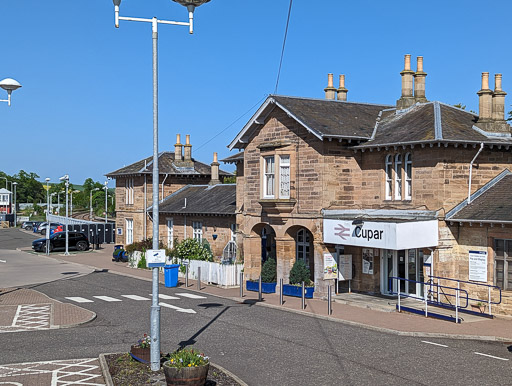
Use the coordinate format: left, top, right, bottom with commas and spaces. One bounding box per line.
385, 155, 393, 200
125, 178, 134, 205
279, 155, 290, 199
263, 156, 275, 198
192, 221, 203, 242
394, 154, 402, 200
405, 153, 412, 200
166, 218, 174, 248
230, 223, 236, 242
126, 218, 133, 245
495, 239, 512, 291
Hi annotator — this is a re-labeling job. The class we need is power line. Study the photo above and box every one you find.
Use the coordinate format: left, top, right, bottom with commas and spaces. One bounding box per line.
196, 95, 267, 152
274, 0, 294, 94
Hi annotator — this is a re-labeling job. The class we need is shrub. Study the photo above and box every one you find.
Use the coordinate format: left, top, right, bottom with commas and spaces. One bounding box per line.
125, 238, 165, 254
261, 258, 277, 283
137, 252, 147, 269
289, 259, 311, 286
173, 238, 213, 262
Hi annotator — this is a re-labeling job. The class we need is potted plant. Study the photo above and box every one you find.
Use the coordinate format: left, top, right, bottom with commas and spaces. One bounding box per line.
163, 348, 209, 386
471, 302, 487, 313
130, 334, 151, 363
283, 260, 314, 298
246, 257, 277, 293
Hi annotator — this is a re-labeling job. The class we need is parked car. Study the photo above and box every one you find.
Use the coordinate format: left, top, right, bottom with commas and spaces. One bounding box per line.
22, 221, 41, 231
32, 232, 90, 253
37, 222, 62, 235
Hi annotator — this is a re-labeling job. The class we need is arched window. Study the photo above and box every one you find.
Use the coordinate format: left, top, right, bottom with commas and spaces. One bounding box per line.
385, 155, 393, 200
296, 228, 311, 263
405, 153, 412, 200
394, 154, 402, 200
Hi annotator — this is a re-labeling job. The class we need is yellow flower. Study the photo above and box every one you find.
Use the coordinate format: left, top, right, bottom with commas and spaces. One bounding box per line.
188, 364, 191, 367
171, 359, 174, 363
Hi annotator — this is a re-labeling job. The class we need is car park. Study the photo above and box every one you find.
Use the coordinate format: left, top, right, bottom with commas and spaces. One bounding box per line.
32, 232, 90, 253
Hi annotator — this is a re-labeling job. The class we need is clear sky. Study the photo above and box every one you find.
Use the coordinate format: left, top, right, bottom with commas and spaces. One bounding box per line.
1, 0, 511, 185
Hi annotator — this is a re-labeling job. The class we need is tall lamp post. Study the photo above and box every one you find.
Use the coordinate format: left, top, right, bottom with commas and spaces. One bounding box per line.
59, 175, 70, 256
50, 192, 57, 215
45, 178, 51, 255
70, 190, 80, 217
111, 0, 211, 371
103, 181, 108, 224
0, 78, 22, 106
90, 188, 100, 220
12, 182, 17, 227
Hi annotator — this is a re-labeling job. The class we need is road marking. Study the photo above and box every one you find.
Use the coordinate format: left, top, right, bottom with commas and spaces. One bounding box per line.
160, 302, 196, 314
175, 293, 207, 299
153, 294, 180, 300
121, 295, 150, 301
65, 297, 94, 303
421, 341, 448, 348
0, 260, 6, 263
93, 296, 122, 302
474, 352, 509, 361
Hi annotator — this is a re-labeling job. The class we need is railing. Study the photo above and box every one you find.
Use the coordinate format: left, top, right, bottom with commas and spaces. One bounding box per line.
428, 275, 501, 317
389, 276, 469, 323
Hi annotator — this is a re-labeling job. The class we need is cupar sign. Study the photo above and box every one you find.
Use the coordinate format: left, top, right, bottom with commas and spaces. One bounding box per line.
323, 219, 438, 250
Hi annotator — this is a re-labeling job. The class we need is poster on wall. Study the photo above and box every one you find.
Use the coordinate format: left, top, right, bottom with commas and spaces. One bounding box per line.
323, 253, 338, 280
469, 250, 488, 282
338, 254, 353, 281
362, 248, 374, 275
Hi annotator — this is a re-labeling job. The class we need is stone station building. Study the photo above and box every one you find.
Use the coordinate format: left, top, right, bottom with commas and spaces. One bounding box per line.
225, 54, 512, 315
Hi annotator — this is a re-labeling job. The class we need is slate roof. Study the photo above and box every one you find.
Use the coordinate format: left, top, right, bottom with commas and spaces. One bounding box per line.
356, 102, 512, 149
446, 169, 512, 223
228, 95, 392, 149
106, 151, 232, 178
221, 152, 244, 164
150, 184, 236, 216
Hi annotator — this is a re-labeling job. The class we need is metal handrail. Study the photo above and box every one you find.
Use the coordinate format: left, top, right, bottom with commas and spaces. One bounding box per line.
428, 275, 502, 306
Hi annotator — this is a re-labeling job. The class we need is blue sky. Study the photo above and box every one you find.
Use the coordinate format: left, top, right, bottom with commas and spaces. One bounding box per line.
1, 0, 511, 185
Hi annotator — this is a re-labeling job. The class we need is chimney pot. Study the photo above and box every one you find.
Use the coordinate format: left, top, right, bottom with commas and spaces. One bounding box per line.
477, 72, 493, 122
324, 73, 336, 100
336, 74, 348, 101
416, 56, 423, 72
492, 73, 507, 124
413, 56, 427, 103
482, 72, 490, 90
174, 133, 183, 161
209, 152, 220, 185
184, 134, 192, 162
495, 73, 503, 91
397, 54, 415, 109
404, 54, 411, 71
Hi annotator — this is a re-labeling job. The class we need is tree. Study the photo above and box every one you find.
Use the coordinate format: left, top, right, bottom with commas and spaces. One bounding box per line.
507, 107, 512, 122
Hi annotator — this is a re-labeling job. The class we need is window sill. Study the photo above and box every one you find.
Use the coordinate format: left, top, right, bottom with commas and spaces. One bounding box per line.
259, 198, 297, 214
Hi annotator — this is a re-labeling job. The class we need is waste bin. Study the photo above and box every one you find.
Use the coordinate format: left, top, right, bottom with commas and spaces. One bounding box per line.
164, 264, 180, 287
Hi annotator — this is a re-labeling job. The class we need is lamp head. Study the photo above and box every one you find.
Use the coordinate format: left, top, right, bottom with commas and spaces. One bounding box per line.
0, 78, 22, 92
172, 0, 211, 8
59, 174, 69, 181
113, 0, 121, 6
13, 182, 17, 185
45, 177, 50, 182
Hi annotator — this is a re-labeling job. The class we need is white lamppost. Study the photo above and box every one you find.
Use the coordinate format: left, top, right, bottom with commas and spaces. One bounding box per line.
90, 188, 100, 220
59, 175, 70, 256
45, 178, 51, 255
57, 190, 62, 215
50, 192, 57, 215
103, 181, 108, 224
70, 190, 80, 217
111, 0, 211, 371
12, 182, 17, 226
0, 78, 22, 106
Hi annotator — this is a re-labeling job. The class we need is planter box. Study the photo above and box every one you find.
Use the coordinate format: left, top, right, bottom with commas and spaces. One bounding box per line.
246, 281, 277, 293
283, 284, 314, 298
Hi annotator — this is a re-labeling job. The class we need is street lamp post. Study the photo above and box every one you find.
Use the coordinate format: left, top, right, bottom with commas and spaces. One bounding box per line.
1, 177, 7, 189
45, 178, 51, 255
70, 190, 80, 217
90, 188, 100, 220
111, 0, 211, 371
60, 175, 70, 256
0, 78, 22, 106
50, 192, 57, 215
12, 182, 17, 227
104, 181, 108, 224
57, 191, 62, 215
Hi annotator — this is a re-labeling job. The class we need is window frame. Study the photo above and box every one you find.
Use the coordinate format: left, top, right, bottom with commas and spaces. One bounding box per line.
394, 154, 402, 200
126, 218, 134, 245
263, 156, 275, 198
125, 178, 134, 205
166, 218, 174, 248
404, 152, 412, 200
494, 238, 512, 291
296, 228, 310, 264
279, 155, 290, 199
385, 155, 393, 200
192, 221, 203, 242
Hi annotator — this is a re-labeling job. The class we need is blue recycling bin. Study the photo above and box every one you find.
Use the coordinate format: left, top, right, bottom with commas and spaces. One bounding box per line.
164, 264, 180, 287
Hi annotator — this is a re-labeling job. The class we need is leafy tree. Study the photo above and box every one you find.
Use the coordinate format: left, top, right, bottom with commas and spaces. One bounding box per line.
289, 259, 311, 286
261, 257, 277, 283
507, 107, 512, 122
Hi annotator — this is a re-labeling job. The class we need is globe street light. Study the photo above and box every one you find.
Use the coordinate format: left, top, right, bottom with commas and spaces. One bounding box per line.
45, 177, 51, 255
59, 174, 70, 256
111, 0, 211, 371
0, 78, 22, 106
90, 188, 100, 220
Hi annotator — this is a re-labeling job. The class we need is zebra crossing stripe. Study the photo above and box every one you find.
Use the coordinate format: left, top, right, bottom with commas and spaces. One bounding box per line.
175, 293, 207, 299
93, 296, 122, 302
121, 295, 150, 301
154, 294, 180, 300
160, 302, 196, 314
65, 297, 94, 303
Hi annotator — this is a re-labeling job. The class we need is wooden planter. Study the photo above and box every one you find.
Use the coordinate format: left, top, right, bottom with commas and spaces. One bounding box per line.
163, 361, 209, 386
130, 345, 150, 364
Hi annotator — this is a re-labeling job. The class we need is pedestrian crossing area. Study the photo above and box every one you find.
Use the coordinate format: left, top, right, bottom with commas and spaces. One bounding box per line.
64, 292, 207, 314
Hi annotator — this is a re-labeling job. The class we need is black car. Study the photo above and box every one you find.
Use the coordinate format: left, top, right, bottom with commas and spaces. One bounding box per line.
32, 232, 90, 252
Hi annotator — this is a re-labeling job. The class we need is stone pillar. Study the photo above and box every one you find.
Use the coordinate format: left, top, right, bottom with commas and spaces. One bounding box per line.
209, 152, 220, 185
492, 74, 507, 122
396, 54, 416, 110
477, 72, 493, 122
275, 236, 296, 287
414, 56, 427, 103
243, 235, 262, 281
184, 134, 192, 162
336, 74, 348, 101
174, 134, 183, 161
324, 73, 336, 100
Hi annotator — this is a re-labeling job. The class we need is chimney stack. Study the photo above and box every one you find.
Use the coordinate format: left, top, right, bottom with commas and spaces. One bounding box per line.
337, 75, 348, 101
477, 72, 493, 122
174, 134, 183, 161
184, 134, 192, 162
209, 152, 220, 185
396, 54, 416, 110
492, 74, 507, 122
324, 73, 336, 100
414, 56, 427, 103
